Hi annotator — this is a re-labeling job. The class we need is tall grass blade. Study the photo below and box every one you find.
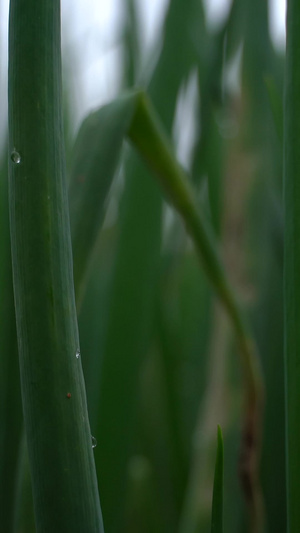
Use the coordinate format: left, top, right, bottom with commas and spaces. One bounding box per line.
122, 0, 140, 87
94, 151, 162, 531
14, 433, 35, 533
264, 76, 283, 143
0, 148, 22, 532
95, 0, 205, 520
211, 426, 224, 533
8, 0, 103, 530
70, 4, 204, 524
156, 291, 189, 510
256, 220, 286, 531
71, 85, 263, 528
69, 93, 137, 304
284, 0, 300, 530
76, 234, 114, 431
129, 92, 264, 529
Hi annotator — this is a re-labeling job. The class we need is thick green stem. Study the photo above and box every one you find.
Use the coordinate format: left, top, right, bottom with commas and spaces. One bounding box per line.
8, 0, 103, 530
284, 1, 300, 531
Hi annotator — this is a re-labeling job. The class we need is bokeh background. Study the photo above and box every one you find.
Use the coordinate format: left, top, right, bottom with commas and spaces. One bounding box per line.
0, 0, 285, 149
0, 0, 287, 532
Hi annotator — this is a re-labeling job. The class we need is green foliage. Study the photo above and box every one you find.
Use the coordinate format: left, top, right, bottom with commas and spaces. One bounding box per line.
8, 0, 103, 530
0, 146, 22, 532
0, 0, 290, 531
68, 86, 262, 530
284, 0, 300, 530
211, 426, 224, 533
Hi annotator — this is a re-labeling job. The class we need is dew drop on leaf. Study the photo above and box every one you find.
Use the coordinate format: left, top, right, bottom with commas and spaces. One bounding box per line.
11, 150, 21, 164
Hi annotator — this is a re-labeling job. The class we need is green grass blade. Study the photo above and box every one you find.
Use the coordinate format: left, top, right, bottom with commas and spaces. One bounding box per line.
76, 233, 114, 431
147, 0, 205, 126
256, 224, 286, 531
127, 92, 264, 527
95, 153, 162, 531
14, 433, 35, 533
156, 253, 213, 520
242, 0, 272, 146
264, 76, 283, 143
156, 292, 189, 509
70, 2, 203, 523
211, 426, 224, 533
70, 84, 264, 529
284, 0, 300, 530
128, 93, 233, 301
122, 0, 140, 87
8, 1, 103, 530
94, 0, 202, 515
69, 92, 138, 304
70, 84, 264, 525
128, 92, 258, 364
0, 149, 23, 532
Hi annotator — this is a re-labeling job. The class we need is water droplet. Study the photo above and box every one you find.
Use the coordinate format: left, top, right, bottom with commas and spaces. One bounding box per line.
91, 435, 97, 449
76, 350, 80, 359
47, 195, 50, 200
11, 150, 21, 164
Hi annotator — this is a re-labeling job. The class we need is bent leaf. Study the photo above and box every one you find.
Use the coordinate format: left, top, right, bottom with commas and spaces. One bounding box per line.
69, 92, 139, 304
70, 87, 263, 525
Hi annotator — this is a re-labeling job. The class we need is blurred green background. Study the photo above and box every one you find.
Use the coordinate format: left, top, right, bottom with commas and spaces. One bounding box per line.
0, 0, 286, 531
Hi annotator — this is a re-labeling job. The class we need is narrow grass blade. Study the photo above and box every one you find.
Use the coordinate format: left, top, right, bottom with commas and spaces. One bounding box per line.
191, 9, 230, 232
76, 233, 115, 430
264, 76, 283, 143
156, 254, 212, 515
69, 3, 203, 524
69, 93, 138, 304
14, 433, 35, 533
122, 0, 140, 87
256, 230, 286, 531
242, 0, 272, 146
147, 0, 205, 126
101, 0, 206, 517
156, 290, 189, 510
8, 1, 103, 530
284, 0, 300, 530
211, 426, 224, 533
70, 84, 263, 528
127, 92, 264, 528
95, 153, 162, 531
0, 149, 22, 532
128, 92, 259, 370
